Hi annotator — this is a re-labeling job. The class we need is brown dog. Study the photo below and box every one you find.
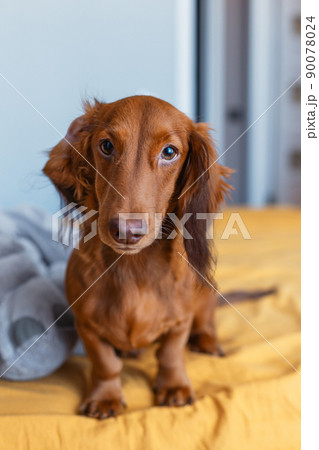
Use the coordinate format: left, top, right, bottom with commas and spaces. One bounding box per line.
43, 96, 232, 419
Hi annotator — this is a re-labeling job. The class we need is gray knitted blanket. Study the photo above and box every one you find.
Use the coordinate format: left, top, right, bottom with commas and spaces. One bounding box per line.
0, 205, 78, 380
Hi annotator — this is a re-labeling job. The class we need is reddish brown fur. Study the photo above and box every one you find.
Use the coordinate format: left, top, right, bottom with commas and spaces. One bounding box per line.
43, 96, 232, 419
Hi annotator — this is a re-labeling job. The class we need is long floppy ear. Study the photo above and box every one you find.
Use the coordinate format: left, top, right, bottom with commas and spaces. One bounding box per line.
43, 102, 99, 204
176, 123, 233, 285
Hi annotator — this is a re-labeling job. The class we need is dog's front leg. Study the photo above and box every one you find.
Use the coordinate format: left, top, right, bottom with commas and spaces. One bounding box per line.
154, 318, 195, 406
76, 321, 125, 419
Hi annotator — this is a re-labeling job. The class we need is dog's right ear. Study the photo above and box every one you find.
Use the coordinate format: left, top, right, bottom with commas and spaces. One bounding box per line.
43, 113, 95, 204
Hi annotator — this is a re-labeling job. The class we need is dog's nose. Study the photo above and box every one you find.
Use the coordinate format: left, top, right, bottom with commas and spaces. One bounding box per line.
108, 217, 147, 245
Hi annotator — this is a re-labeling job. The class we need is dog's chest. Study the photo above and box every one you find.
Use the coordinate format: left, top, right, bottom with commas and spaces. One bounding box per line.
97, 278, 190, 351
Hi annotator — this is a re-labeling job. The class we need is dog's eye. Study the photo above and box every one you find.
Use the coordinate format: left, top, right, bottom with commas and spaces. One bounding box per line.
99, 139, 114, 156
161, 146, 178, 161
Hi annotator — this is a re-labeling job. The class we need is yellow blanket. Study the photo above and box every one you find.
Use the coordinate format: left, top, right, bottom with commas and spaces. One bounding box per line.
0, 208, 301, 450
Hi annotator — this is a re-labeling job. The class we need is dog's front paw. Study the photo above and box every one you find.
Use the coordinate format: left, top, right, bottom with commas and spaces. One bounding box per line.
80, 398, 125, 419
154, 385, 195, 407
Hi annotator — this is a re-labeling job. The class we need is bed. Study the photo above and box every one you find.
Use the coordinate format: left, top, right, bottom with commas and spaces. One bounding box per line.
0, 208, 301, 449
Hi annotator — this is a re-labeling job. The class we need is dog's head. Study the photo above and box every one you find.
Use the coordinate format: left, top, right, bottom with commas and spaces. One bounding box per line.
44, 96, 232, 280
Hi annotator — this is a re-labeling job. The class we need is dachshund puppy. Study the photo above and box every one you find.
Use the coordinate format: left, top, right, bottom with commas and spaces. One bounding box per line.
43, 96, 232, 419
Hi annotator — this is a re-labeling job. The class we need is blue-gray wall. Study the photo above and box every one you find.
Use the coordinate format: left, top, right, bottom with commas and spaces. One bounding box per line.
0, 0, 195, 212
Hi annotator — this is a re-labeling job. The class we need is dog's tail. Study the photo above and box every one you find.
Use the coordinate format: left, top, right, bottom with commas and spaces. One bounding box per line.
219, 287, 277, 305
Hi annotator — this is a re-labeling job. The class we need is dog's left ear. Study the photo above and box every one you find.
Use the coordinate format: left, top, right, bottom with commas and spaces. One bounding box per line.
43, 101, 102, 205
176, 123, 233, 284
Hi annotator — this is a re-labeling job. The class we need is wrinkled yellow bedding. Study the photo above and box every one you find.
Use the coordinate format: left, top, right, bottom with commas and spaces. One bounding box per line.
0, 208, 301, 450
